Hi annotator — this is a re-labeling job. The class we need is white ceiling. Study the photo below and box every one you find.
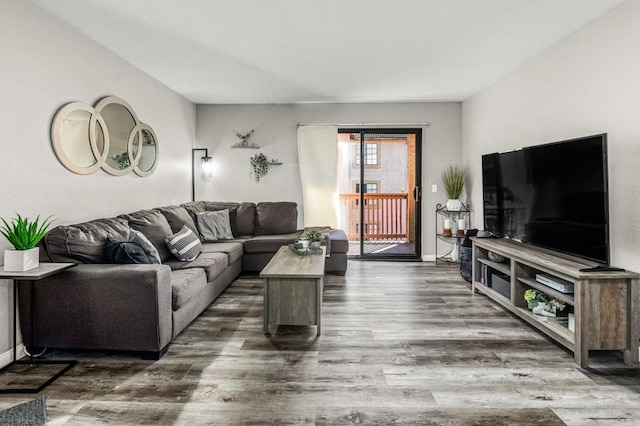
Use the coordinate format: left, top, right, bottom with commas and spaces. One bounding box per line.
32, 0, 625, 104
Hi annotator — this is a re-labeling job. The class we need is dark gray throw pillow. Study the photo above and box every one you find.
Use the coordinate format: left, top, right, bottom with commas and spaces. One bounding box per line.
104, 238, 155, 264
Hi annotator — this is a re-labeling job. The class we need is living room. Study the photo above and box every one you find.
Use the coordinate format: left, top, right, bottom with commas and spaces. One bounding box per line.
2, 0, 640, 423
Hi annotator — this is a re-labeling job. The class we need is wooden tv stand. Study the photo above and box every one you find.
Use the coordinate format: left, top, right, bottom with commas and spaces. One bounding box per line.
471, 237, 640, 367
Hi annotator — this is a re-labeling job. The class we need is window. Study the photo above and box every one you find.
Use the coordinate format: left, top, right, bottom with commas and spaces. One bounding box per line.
354, 181, 380, 206
355, 182, 379, 194
355, 142, 380, 167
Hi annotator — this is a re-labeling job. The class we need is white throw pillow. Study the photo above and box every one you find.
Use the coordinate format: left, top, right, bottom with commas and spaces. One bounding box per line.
196, 210, 234, 241
165, 225, 202, 261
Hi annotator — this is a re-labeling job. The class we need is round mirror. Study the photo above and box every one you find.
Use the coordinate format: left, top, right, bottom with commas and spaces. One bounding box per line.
95, 97, 139, 176
51, 102, 105, 175
134, 125, 159, 176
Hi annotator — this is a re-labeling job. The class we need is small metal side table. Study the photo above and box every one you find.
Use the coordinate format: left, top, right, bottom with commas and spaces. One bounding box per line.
0, 262, 76, 393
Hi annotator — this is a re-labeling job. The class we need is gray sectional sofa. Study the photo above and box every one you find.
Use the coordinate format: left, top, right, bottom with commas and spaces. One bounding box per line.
17, 201, 348, 359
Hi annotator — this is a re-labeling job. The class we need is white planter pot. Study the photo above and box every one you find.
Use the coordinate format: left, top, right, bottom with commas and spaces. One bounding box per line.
310, 241, 321, 250
532, 302, 556, 317
4, 247, 39, 272
446, 199, 462, 211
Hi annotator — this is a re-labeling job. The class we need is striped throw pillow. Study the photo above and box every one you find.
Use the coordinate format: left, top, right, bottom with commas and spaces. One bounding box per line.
165, 225, 202, 261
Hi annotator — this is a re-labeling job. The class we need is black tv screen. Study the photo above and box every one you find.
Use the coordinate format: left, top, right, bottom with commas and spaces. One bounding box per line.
482, 134, 609, 265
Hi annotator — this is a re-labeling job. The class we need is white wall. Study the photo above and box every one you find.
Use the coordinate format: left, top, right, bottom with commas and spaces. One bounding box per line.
196, 102, 462, 258
0, 1, 195, 361
462, 0, 640, 271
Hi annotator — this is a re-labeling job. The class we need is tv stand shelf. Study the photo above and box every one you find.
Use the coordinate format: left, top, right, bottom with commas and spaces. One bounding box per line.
471, 237, 640, 367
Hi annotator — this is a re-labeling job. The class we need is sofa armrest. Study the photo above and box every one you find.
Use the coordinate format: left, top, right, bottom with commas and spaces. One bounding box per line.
17, 263, 173, 355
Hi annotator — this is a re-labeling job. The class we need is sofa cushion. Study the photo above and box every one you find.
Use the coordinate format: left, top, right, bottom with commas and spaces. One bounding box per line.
181, 201, 205, 226
120, 210, 174, 262
201, 241, 244, 265
326, 229, 349, 254
201, 202, 257, 237
196, 210, 234, 240
170, 268, 207, 310
254, 202, 297, 236
166, 226, 202, 262
157, 205, 199, 236
44, 218, 130, 263
243, 231, 303, 254
104, 237, 156, 264
165, 251, 228, 282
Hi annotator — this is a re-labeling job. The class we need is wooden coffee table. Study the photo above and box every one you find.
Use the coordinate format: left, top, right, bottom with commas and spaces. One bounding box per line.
260, 246, 325, 335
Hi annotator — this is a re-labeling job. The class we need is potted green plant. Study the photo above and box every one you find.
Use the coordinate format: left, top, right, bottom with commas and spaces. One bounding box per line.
304, 229, 324, 250
1, 214, 53, 271
524, 288, 566, 317
441, 165, 467, 211
250, 153, 269, 182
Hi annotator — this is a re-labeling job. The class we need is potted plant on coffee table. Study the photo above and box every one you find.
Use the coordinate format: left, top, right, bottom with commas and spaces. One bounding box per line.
304, 230, 324, 250
441, 165, 467, 211
1, 214, 53, 271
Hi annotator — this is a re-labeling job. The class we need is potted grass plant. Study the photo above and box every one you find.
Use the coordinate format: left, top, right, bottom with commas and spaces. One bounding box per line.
441, 165, 467, 211
1, 214, 53, 271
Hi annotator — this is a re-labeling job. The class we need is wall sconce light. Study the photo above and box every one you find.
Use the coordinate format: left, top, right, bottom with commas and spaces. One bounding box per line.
192, 148, 212, 202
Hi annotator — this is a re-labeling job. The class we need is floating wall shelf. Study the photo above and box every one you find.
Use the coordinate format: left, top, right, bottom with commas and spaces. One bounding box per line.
231, 144, 260, 149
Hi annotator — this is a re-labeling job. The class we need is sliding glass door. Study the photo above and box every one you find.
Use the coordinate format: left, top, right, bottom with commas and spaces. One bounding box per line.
337, 129, 421, 259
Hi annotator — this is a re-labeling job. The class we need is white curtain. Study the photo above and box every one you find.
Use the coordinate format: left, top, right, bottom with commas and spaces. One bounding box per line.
297, 125, 339, 228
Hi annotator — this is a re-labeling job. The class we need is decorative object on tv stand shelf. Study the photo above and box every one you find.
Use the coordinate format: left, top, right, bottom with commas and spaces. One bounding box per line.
441, 165, 467, 211
524, 289, 566, 317
1, 214, 53, 272
487, 251, 506, 263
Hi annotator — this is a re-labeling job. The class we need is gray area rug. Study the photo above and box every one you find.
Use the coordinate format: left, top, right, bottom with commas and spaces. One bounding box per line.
0, 397, 47, 426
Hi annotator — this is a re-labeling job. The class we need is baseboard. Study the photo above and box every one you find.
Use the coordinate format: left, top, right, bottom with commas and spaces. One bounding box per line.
422, 254, 436, 262
0, 344, 25, 369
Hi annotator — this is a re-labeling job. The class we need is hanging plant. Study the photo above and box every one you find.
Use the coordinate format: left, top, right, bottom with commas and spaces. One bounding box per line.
250, 153, 269, 182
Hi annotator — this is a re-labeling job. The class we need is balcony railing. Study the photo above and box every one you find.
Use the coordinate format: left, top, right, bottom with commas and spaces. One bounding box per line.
339, 193, 408, 240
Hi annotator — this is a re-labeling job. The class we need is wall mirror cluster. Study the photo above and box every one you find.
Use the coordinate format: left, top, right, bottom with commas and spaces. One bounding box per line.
51, 96, 158, 176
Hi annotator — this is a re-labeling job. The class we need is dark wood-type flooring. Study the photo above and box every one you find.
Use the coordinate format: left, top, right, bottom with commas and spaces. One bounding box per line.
1, 261, 640, 424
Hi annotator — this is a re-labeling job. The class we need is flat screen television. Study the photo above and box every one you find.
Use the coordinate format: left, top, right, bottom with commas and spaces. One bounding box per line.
482, 134, 609, 265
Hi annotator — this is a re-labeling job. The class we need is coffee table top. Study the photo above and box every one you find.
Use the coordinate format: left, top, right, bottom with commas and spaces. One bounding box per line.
260, 246, 325, 279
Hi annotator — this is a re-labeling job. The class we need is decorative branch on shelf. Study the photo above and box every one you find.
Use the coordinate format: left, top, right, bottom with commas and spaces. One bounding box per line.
233, 129, 255, 148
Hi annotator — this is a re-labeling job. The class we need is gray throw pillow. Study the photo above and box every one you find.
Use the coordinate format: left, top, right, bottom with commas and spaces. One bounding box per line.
196, 210, 234, 241
165, 225, 202, 262
129, 229, 161, 264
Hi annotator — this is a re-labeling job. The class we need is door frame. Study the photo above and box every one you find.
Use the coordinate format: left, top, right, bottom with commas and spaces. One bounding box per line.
339, 128, 422, 260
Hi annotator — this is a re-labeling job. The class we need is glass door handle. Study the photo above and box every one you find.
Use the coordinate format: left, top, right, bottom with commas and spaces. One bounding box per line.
413, 186, 420, 202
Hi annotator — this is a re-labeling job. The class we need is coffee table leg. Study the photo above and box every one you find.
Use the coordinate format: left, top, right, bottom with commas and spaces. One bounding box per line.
316, 277, 322, 336
263, 279, 269, 334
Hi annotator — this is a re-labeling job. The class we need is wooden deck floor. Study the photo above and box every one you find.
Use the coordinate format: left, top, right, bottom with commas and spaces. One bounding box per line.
1, 261, 639, 424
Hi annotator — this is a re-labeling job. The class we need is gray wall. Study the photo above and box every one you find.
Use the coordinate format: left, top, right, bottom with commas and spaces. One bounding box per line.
462, 0, 639, 271
196, 103, 462, 259
0, 1, 195, 362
